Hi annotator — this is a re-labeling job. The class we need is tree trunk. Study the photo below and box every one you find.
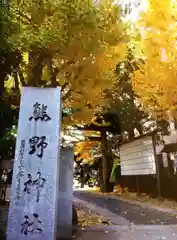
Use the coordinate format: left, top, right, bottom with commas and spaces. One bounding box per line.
128, 128, 135, 141
47, 58, 58, 87
80, 165, 85, 188
98, 160, 103, 187
27, 49, 44, 86
135, 123, 144, 137
100, 131, 114, 193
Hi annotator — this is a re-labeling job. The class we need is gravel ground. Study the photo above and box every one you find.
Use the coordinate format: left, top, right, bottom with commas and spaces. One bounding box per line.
74, 202, 109, 226
0, 201, 108, 240
74, 190, 177, 225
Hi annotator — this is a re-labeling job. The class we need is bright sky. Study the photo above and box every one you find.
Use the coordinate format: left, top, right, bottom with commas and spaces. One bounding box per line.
121, 0, 147, 21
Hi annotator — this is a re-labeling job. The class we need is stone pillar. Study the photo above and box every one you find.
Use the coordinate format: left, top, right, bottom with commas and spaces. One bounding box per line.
7, 87, 61, 240
57, 148, 73, 239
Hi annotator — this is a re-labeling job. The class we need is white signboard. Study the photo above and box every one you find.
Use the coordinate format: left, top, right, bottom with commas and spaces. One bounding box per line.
120, 136, 156, 176
7, 87, 61, 240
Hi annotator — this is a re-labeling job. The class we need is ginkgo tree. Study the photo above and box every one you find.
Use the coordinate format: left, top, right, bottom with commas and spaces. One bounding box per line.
75, 140, 100, 163
132, 0, 177, 121
1, 0, 128, 192
7, 0, 128, 124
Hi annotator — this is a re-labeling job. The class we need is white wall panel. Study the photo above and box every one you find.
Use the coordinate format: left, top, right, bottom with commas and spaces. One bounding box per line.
120, 136, 156, 176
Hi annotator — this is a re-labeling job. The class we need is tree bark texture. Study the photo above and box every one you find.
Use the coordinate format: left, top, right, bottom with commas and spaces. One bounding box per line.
100, 130, 114, 193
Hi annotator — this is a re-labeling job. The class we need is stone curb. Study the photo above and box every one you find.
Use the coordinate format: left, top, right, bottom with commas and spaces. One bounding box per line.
75, 224, 177, 231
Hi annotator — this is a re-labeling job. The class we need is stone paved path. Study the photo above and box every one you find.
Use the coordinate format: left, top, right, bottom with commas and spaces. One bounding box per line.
75, 225, 177, 240
74, 190, 177, 239
74, 190, 177, 225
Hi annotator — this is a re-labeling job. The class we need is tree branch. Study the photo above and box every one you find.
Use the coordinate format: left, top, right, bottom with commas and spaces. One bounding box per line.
12, 71, 20, 93
62, 89, 72, 101
75, 124, 110, 132
15, 9, 38, 31
61, 81, 69, 92
18, 69, 26, 86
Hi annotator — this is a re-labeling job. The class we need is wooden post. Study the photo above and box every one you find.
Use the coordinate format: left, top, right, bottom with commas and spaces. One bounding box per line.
152, 134, 162, 198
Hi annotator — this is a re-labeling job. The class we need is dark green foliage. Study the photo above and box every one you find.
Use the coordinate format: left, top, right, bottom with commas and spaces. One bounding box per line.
0, 3, 19, 161
0, 129, 16, 161
105, 48, 148, 140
